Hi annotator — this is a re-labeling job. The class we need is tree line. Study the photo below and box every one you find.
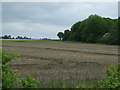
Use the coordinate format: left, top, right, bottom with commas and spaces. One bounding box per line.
57, 14, 119, 45
2, 35, 31, 39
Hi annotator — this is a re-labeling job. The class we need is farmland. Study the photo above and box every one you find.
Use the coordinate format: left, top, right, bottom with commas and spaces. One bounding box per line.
2, 40, 118, 83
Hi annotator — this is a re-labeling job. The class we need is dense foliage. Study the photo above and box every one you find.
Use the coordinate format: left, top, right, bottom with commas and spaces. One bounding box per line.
2, 50, 39, 88
99, 64, 120, 88
57, 32, 64, 40
57, 14, 119, 45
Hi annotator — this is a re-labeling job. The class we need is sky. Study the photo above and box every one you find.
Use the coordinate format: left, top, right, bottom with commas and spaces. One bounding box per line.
2, 2, 118, 39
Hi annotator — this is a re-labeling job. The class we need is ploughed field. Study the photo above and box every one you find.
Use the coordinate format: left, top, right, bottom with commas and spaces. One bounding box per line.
2, 40, 118, 83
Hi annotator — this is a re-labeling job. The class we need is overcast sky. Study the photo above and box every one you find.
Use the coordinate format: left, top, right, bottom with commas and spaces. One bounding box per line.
2, 2, 118, 39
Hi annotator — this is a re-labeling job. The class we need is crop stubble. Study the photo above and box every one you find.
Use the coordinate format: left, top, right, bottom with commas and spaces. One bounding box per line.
2, 41, 118, 83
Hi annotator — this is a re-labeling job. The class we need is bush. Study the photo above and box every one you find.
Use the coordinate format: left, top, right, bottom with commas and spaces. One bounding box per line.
2, 50, 39, 88
99, 64, 120, 88
20, 75, 39, 88
76, 64, 120, 88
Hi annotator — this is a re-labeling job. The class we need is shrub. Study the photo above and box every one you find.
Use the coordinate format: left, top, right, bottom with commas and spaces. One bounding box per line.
20, 75, 39, 88
99, 64, 120, 88
2, 50, 39, 88
76, 64, 120, 88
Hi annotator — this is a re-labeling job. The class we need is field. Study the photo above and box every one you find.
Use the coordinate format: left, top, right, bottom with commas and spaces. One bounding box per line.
2, 40, 118, 84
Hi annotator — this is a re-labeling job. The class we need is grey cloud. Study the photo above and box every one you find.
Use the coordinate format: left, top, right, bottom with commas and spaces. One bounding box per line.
3, 2, 118, 25
2, 2, 118, 39
2, 21, 67, 39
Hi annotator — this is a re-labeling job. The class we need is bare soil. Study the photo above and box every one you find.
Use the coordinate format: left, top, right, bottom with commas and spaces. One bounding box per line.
2, 41, 118, 83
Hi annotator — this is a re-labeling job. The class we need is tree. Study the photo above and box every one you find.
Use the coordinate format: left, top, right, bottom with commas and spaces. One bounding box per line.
16, 36, 22, 39
57, 32, 64, 40
63, 29, 71, 41
81, 15, 109, 43
69, 21, 82, 41
101, 29, 118, 45
69, 20, 87, 41
57, 14, 118, 45
2, 35, 11, 39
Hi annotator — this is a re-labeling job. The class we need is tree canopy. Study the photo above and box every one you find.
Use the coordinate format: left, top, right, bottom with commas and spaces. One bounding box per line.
57, 32, 64, 40
57, 14, 118, 45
